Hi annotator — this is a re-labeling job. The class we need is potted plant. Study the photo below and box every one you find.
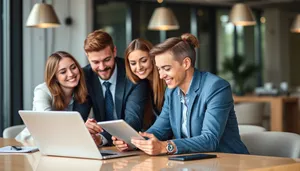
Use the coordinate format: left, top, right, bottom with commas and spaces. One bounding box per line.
221, 55, 258, 95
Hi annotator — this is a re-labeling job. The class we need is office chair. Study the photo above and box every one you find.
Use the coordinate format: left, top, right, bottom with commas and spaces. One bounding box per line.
235, 102, 265, 126
241, 131, 300, 158
3, 125, 26, 138
238, 125, 266, 135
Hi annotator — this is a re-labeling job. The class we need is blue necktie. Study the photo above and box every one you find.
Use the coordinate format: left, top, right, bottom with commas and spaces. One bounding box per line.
103, 81, 114, 120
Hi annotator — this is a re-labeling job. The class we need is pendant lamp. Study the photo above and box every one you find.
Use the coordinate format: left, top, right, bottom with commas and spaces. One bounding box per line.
26, 1, 60, 28
229, 3, 256, 26
291, 14, 300, 33
148, 7, 179, 31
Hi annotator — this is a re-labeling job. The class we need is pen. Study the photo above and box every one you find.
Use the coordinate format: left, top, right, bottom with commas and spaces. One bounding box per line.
11, 146, 22, 151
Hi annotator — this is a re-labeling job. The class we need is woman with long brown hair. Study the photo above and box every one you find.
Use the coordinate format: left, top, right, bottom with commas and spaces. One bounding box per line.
123, 38, 165, 129
16, 51, 90, 141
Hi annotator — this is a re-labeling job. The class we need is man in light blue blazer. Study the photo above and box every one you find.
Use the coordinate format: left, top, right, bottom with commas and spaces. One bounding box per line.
113, 33, 249, 155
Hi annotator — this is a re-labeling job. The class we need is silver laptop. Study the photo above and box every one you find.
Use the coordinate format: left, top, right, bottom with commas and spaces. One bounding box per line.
19, 110, 141, 160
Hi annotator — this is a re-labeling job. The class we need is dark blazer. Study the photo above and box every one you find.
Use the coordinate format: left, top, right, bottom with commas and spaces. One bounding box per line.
83, 57, 148, 144
73, 99, 92, 121
31, 82, 91, 120
147, 70, 249, 154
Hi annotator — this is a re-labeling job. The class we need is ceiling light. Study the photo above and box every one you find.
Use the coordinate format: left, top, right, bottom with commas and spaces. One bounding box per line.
26, 2, 60, 28
291, 14, 300, 33
229, 3, 256, 26
148, 7, 179, 31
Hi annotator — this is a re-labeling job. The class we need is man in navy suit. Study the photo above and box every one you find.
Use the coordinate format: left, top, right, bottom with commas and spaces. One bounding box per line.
83, 30, 148, 146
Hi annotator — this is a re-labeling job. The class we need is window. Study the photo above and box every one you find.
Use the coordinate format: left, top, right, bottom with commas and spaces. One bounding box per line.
216, 9, 263, 89
0, 0, 3, 135
93, 1, 128, 57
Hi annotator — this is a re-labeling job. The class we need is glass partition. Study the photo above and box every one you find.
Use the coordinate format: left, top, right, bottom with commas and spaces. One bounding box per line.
94, 1, 127, 57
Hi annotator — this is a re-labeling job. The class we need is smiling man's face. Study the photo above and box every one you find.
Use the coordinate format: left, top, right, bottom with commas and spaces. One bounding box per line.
87, 46, 116, 80
155, 51, 187, 90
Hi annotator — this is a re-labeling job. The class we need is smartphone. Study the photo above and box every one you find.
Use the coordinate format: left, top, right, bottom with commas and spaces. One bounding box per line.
168, 154, 217, 161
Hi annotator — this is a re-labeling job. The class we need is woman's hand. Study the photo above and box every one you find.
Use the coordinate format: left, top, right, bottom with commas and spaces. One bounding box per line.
112, 136, 133, 152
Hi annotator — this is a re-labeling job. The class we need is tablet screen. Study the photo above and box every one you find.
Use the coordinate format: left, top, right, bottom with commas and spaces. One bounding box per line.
98, 120, 145, 148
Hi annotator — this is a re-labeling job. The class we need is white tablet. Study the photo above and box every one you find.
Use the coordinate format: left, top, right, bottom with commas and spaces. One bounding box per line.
97, 120, 145, 148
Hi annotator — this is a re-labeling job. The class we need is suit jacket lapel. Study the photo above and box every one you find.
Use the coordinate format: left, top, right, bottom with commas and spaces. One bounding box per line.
115, 59, 125, 119
174, 89, 182, 139
187, 70, 201, 137
92, 72, 105, 121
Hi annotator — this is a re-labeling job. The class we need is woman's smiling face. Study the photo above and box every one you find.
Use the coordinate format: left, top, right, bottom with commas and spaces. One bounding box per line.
128, 50, 153, 80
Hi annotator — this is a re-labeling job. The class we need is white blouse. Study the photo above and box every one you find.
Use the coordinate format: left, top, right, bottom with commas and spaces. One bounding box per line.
16, 83, 74, 141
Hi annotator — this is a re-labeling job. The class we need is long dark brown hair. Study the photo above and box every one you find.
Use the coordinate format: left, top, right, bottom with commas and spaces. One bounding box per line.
125, 38, 165, 111
45, 51, 87, 110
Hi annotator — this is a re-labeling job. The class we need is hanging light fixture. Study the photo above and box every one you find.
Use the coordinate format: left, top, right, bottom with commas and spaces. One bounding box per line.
148, 7, 179, 31
229, 3, 256, 26
26, 1, 60, 28
290, 14, 300, 33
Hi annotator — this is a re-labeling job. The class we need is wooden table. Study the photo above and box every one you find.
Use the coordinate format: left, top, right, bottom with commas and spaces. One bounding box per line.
1, 138, 300, 171
233, 95, 299, 133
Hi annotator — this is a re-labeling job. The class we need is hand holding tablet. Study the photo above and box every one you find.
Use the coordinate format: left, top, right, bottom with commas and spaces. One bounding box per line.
97, 120, 145, 148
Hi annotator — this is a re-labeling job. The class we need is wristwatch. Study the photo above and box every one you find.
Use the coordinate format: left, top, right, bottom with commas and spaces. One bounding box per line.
166, 140, 175, 154
97, 134, 104, 148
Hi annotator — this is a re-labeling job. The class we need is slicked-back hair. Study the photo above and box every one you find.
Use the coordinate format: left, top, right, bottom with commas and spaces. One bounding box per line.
149, 33, 199, 67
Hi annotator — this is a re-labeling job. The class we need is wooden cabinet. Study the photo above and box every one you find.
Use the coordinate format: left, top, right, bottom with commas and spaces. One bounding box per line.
233, 95, 299, 133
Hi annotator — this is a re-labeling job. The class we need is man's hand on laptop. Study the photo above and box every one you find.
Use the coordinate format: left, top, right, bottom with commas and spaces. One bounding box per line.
112, 136, 133, 152
91, 134, 102, 146
85, 118, 103, 134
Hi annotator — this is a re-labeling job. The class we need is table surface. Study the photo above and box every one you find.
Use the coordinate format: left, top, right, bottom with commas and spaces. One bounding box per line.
233, 95, 299, 103
0, 138, 300, 171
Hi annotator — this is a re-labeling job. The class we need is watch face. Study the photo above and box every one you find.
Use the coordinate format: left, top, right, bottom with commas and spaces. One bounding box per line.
167, 143, 174, 152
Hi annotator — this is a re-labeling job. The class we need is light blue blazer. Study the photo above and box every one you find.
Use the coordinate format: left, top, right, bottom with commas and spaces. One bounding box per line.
147, 70, 249, 154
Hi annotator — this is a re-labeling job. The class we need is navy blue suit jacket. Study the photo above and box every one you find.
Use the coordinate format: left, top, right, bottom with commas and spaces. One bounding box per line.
83, 57, 148, 145
147, 70, 249, 154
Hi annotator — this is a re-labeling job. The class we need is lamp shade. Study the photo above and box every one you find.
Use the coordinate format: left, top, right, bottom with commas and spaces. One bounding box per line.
229, 3, 256, 26
148, 7, 179, 31
26, 3, 60, 28
291, 14, 300, 33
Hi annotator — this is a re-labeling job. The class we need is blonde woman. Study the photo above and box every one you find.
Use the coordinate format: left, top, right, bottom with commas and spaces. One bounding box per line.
16, 51, 90, 141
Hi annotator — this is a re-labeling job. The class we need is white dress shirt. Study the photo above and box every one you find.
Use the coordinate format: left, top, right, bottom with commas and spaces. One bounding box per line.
97, 64, 118, 145
178, 80, 193, 138
179, 90, 189, 138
